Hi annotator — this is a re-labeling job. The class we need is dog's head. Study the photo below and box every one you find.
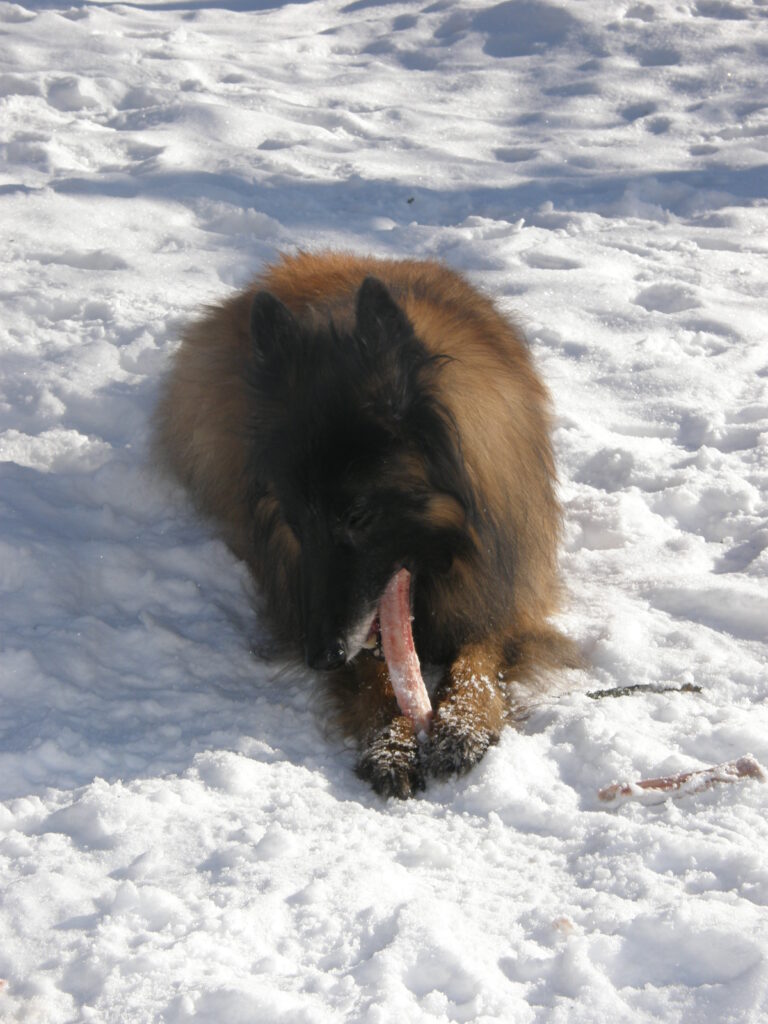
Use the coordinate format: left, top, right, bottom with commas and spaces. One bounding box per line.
248, 275, 475, 669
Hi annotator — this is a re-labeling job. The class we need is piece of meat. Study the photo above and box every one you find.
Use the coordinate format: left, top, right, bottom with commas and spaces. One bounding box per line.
378, 568, 433, 737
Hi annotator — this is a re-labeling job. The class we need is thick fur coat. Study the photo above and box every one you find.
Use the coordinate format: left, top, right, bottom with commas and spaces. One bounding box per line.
154, 251, 578, 796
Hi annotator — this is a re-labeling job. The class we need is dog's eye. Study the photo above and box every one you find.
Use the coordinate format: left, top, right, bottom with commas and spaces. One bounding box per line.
344, 502, 376, 535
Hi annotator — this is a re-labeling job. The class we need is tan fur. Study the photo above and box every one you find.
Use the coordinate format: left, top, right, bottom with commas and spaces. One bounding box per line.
154, 251, 577, 796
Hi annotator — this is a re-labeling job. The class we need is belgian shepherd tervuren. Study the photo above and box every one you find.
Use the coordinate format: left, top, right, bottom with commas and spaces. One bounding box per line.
154, 251, 578, 797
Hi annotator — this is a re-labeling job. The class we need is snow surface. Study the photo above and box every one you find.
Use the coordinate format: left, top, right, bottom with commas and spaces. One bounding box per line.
1, 0, 767, 1020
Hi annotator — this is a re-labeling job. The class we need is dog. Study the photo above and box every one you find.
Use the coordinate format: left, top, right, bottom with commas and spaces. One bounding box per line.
154, 251, 578, 797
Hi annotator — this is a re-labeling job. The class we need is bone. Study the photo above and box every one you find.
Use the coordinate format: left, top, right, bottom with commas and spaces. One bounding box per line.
378, 568, 433, 737
598, 755, 766, 803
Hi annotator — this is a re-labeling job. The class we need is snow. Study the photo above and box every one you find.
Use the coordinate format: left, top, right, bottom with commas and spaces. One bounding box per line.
1, 0, 767, 1020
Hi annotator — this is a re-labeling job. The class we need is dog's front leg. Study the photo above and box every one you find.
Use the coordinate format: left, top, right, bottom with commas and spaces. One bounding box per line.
427, 643, 506, 779
357, 712, 424, 800
329, 653, 424, 799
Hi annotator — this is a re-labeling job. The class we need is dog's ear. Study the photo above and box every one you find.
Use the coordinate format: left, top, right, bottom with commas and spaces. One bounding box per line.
355, 275, 443, 424
354, 277, 413, 355
250, 291, 298, 370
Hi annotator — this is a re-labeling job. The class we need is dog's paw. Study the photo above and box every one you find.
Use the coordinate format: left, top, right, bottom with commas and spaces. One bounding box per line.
357, 716, 425, 799
426, 704, 499, 779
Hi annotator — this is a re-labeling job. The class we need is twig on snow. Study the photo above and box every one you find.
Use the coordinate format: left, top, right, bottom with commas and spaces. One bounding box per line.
587, 682, 701, 700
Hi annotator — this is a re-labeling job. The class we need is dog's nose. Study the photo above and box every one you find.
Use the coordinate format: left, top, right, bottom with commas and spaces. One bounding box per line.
307, 639, 347, 671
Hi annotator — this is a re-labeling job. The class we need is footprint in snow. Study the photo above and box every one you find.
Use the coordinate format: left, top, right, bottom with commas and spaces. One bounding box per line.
46, 77, 100, 112
694, 1, 750, 20
620, 100, 657, 122
576, 449, 635, 492
634, 46, 682, 67
634, 283, 701, 313
714, 531, 768, 575
523, 251, 582, 270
